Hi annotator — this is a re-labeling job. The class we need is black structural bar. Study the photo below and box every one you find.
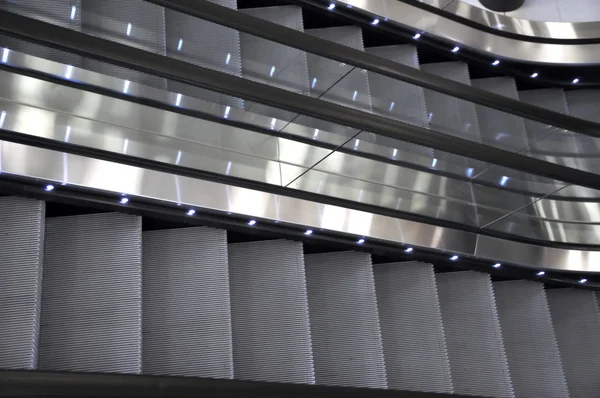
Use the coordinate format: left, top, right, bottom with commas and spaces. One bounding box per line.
144, 0, 600, 139
0, 370, 482, 398
2, 11, 600, 191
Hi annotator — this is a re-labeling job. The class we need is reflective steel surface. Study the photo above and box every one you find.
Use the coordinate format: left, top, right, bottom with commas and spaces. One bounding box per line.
339, 0, 600, 64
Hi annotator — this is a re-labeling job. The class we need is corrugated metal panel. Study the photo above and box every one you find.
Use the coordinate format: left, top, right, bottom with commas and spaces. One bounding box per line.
142, 227, 233, 378
165, 0, 243, 109
547, 288, 600, 398
38, 213, 142, 374
228, 240, 314, 384
0, 0, 81, 66
494, 280, 569, 398
240, 6, 309, 121
304, 251, 386, 389
80, 0, 166, 89
365, 45, 431, 158
436, 271, 514, 397
373, 262, 453, 394
0, 197, 45, 370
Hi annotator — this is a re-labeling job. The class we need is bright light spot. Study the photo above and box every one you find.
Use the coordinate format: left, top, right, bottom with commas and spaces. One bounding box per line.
225, 53, 231, 64
224, 106, 231, 119
580, 278, 588, 283
313, 129, 319, 139
452, 46, 460, 52
431, 158, 438, 168
269, 66, 276, 77
357, 238, 365, 244
2, 48, 9, 63
493, 263, 502, 268
492, 60, 500, 66
311, 77, 317, 88
175, 93, 182, 107
270, 118, 276, 129
70, 5, 76, 20
573, 78, 580, 84
413, 33, 421, 39
225, 161, 232, 175
248, 219, 257, 226
500, 176, 509, 186
120, 197, 129, 204
450, 255, 459, 261
65, 126, 71, 142
537, 271, 545, 276
305, 230, 313, 235
123, 80, 130, 94
177, 38, 183, 51
328, 3, 335, 10
122, 139, 129, 154
354, 139, 360, 149
187, 209, 195, 216
352, 90, 358, 101
389, 101, 395, 111
466, 168, 474, 178
175, 150, 182, 165
405, 247, 413, 253
531, 72, 538, 78
45, 185, 54, 192
372, 18, 380, 25
65, 64, 73, 79
0, 111, 5, 128
392, 148, 398, 157
126, 23, 132, 36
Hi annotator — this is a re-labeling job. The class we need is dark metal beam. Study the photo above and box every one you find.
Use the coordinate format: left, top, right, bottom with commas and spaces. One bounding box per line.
1, 10, 600, 191
145, 0, 600, 139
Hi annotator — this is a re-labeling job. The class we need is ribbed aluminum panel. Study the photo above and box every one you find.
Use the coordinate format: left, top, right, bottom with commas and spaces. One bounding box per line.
365, 45, 431, 158
0, 0, 81, 66
228, 240, 314, 384
0, 197, 45, 370
165, 0, 243, 109
80, 0, 166, 89
547, 288, 600, 398
304, 251, 386, 389
373, 262, 453, 394
436, 271, 514, 398
38, 213, 142, 374
421, 62, 481, 166
494, 280, 569, 398
240, 6, 309, 121
142, 227, 232, 378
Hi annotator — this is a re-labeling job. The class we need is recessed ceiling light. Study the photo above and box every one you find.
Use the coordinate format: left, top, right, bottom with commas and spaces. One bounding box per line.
531, 72, 539, 78
493, 263, 501, 268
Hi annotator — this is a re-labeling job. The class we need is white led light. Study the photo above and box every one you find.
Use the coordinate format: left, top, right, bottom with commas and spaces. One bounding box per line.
450, 255, 459, 261
405, 247, 413, 253
123, 80, 130, 94
492, 60, 500, 66
467, 168, 474, 178
413, 33, 421, 39
305, 229, 313, 235
452, 46, 460, 52
500, 176, 509, 186
70, 5, 76, 20
580, 278, 588, 283
357, 238, 365, 244
537, 271, 545, 276
2, 48, 9, 63
187, 209, 196, 216
389, 101, 395, 111
65, 126, 71, 142
120, 197, 129, 204
248, 219, 257, 226
45, 184, 54, 192
352, 90, 358, 101
269, 66, 276, 77
493, 263, 502, 268
177, 38, 183, 51
531, 72, 539, 78
431, 158, 438, 168
0, 111, 6, 128
392, 148, 398, 157
311, 77, 317, 88
175, 93, 182, 107
573, 78, 580, 84
224, 106, 231, 119
328, 3, 336, 10
225, 53, 231, 64
126, 23, 132, 36
372, 18, 380, 25
65, 64, 73, 79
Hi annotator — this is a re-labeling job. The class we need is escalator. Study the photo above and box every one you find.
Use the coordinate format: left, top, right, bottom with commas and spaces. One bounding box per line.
0, 1, 599, 397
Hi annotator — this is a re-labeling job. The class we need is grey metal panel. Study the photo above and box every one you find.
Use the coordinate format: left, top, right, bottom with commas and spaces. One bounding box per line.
240, 6, 309, 121
494, 280, 569, 398
228, 240, 314, 384
165, 0, 242, 109
142, 227, 232, 378
373, 262, 453, 394
564, 90, 600, 172
0, 0, 81, 66
0, 197, 45, 370
436, 271, 514, 398
547, 289, 600, 398
304, 251, 387, 389
80, 0, 166, 89
38, 213, 142, 374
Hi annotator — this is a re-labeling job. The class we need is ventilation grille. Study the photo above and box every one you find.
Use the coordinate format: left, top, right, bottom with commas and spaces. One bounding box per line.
142, 227, 232, 378
39, 213, 142, 374
305, 251, 387, 389
494, 280, 569, 398
81, 0, 166, 89
374, 262, 453, 394
547, 288, 600, 398
228, 240, 314, 384
0, 197, 45, 370
165, 0, 243, 109
436, 271, 514, 397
